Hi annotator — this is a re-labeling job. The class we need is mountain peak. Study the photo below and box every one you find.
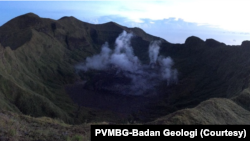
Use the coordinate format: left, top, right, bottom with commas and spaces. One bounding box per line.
241, 40, 250, 47
59, 16, 77, 21
0, 13, 43, 49
184, 36, 204, 46
22, 12, 40, 18
1, 12, 42, 29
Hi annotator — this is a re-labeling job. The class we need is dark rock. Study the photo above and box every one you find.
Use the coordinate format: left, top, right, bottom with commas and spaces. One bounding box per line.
184, 36, 204, 47
241, 40, 250, 47
205, 39, 226, 47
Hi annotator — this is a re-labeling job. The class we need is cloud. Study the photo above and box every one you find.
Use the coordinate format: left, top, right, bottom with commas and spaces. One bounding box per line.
75, 0, 250, 32
2, 1, 250, 34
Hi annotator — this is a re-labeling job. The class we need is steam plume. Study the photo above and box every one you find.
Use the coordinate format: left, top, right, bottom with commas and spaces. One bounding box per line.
76, 30, 178, 95
76, 42, 111, 71
149, 40, 161, 65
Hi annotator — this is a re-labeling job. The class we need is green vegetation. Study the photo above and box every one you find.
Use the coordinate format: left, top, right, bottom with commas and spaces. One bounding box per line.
150, 98, 250, 124
0, 109, 89, 141
0, 13, 163, 124
1, 12, 250, 140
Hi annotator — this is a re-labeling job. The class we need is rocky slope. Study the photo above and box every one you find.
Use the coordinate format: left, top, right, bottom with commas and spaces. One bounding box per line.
0, 12, 249, 130
0, 13, 165, 123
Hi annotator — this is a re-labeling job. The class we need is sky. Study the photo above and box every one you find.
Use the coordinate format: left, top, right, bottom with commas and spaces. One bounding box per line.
0, 0, 250, 45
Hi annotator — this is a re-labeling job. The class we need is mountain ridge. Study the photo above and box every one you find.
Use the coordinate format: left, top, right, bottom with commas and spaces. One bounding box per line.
0, 12, 249, 126
1, 12, 250, 140
2, 13, 243, 49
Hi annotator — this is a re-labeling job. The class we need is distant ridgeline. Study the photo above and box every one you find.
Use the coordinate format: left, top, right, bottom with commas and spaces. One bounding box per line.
0, 13, 250, 124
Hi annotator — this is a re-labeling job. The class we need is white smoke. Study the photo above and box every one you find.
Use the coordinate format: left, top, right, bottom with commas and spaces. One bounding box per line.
76, 31, 140, 73
75, 42, 111, 71
76, 30, 178, 95
158, 56, 178, 85
149, 40, 161, 65
110, 31, 140, 72
114, 31, 133, 56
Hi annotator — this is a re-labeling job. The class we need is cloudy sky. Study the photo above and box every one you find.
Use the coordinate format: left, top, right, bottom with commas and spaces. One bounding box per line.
0, 0, 250, 45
